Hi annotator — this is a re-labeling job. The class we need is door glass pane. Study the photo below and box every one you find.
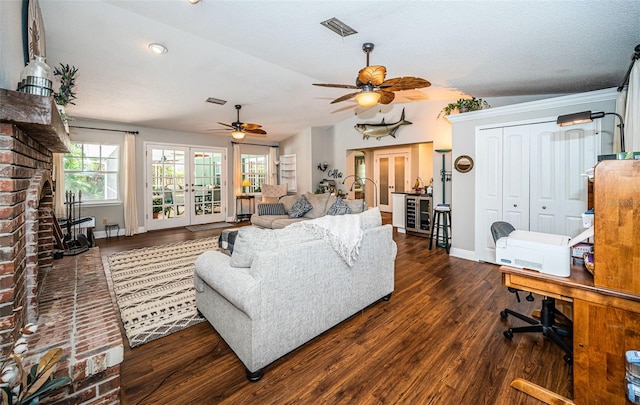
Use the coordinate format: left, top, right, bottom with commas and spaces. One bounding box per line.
380, 157, 389, 205
193, 151, 223, 217
394, 156, 405, 193
150, 148, 186, 221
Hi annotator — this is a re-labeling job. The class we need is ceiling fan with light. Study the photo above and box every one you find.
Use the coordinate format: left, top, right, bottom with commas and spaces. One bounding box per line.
313, 43, 431, 107
214, 104, 266, 141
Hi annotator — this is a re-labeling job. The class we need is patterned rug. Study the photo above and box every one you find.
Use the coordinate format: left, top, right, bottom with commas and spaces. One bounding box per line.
105, 238, 218, 348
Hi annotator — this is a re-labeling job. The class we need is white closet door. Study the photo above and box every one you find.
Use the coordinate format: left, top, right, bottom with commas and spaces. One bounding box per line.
502, 126, 530, 231
529, 121, 598, 237
475, 127, 504, 263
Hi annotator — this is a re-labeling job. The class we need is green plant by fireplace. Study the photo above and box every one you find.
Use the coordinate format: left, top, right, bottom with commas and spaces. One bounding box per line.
52, 64, 78, 107
438, 97, 490, 118
0, 322, 71, 405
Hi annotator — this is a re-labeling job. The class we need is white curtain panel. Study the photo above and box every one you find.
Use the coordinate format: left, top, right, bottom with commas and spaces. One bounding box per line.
233, 143, 242, 197
123, 133, 138, 236
625, 59, 640, 152
53, 153, 65, 218
615, 88, 627, 153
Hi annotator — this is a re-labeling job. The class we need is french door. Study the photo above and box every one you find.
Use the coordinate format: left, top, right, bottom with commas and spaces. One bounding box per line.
146, 144, 226, 230
374, 151, 410, 212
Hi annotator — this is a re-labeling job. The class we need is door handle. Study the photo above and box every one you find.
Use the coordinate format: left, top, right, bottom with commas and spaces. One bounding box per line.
513, 204, 518, 208
542, 206, 547, 209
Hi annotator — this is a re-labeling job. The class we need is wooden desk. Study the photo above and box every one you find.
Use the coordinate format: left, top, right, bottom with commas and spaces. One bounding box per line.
501, 265, 640, 405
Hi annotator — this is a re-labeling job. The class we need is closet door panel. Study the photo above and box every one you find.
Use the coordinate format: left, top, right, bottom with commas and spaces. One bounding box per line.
502, 126, 529, 231
530, 123, 559, 233
475, 127, 503, 263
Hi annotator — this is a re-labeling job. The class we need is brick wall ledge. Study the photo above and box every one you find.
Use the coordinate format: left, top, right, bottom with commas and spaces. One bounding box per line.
27, 248, 123, 404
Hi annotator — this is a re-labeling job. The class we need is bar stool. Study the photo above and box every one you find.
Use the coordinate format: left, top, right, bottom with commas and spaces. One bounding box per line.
429, 205, 452, 254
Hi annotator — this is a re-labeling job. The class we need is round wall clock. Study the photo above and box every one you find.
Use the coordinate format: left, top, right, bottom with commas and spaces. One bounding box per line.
22, 0, 46, 64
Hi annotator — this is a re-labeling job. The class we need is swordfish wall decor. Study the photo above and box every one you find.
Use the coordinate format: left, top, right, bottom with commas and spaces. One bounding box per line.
354, 108, 412, 140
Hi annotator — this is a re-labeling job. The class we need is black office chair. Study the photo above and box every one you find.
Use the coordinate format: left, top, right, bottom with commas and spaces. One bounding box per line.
491, 221, 573, 364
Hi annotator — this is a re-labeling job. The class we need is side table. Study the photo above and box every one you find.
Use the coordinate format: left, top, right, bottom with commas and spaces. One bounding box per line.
236, 195, 255, 222
105, 223, 119, 239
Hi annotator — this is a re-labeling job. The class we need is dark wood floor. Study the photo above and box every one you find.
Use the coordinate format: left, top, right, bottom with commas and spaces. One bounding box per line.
96, 214, 572, 404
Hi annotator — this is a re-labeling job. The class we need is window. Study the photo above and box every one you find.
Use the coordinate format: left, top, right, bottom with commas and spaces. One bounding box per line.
63, 142, 119, 202
240, 154, 268, 193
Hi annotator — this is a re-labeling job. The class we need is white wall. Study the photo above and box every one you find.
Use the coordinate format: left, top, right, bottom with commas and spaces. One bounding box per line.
1, 0, 27, 90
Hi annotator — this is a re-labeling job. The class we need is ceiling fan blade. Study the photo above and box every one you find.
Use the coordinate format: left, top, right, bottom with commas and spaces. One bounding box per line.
245, 128, 267, 135
313, 83, 359, 89
217, 122, 235, 129
240, 123, 262, 131
331, 92, 360, 104
381, 76, 431, 91
358, 65, 386, 86
378, 90, 395, 105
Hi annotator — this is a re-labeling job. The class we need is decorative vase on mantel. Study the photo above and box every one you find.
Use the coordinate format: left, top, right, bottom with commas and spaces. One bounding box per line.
17, 55, 53, 96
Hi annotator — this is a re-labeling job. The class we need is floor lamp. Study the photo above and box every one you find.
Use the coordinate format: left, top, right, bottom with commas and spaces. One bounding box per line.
435, 149, 451, 205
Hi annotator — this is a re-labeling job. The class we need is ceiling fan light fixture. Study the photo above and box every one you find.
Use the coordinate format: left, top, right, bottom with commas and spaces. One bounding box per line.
148, 43, 168, 54
231, 130, 246, 140
355, 91, 381, 107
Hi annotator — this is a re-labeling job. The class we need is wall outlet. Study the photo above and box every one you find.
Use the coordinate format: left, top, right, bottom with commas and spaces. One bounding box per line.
102, 218, 107, 225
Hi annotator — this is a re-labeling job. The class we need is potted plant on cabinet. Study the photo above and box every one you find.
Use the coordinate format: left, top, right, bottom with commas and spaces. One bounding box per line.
438, 97, 490, 118
52, 64, 78, 131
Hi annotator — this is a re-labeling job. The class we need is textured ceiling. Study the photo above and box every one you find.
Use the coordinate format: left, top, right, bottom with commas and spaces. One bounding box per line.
39, 0, 640, 141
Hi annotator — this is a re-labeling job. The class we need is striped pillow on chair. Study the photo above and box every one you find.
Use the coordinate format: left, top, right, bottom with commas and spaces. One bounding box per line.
257, 203, 286, 216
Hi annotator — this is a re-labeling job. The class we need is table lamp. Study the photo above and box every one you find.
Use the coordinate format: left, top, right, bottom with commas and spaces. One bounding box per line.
241, 179, 251, 195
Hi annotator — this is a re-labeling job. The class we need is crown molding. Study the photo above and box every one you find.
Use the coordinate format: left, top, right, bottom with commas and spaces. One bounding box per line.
445, 87, 619, 123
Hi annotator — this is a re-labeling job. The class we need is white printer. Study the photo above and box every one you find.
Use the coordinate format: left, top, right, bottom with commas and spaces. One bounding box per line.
495, 227, 594, 277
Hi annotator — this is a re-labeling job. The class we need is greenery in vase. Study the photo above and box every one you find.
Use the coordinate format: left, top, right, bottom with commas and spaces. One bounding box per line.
438, 97, 490, 118
52, 64, 78, 107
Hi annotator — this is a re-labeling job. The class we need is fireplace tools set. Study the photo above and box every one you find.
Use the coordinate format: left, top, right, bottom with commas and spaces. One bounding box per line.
59, 191, 93, 256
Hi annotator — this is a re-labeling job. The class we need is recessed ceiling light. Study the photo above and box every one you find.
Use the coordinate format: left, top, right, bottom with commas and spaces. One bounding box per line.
148, 43, 168, 54
187, 0, 201, 3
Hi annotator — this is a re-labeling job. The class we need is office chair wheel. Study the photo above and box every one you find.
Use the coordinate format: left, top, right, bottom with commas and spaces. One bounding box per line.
563, 354, 572, 365
503, 330, 514, 339
500, 310, 508, 319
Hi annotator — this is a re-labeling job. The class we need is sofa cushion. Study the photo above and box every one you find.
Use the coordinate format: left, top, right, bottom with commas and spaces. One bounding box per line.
261, 197, 279, 204
303, 192, 331, 219
327, 197, 352, 215
279, 194, 299, 213
257, 203, 286, 216
230, 227, 279, 268
272, 217, 307, 229
288, 195, 313, 218
359, 207, 382, 229
260, 183, 288, 202
345, 199, 365, 214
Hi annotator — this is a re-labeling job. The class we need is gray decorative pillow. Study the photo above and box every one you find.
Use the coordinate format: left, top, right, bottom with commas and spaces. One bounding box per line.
257, 203, 286, 216
230, 227, 278, 268
344, 199, 365, 214
288, 195, 313, 218
327, 197, 352, 215
279, 194, 299, 213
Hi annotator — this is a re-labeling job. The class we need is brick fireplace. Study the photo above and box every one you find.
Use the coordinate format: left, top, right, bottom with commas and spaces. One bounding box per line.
0, 89, 123, 404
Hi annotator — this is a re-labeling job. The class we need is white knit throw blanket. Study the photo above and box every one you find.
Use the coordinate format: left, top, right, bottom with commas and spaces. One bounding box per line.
290, 214, 363, 266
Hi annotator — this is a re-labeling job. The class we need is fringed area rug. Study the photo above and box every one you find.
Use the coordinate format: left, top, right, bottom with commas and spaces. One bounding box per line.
106, 237, 218, 348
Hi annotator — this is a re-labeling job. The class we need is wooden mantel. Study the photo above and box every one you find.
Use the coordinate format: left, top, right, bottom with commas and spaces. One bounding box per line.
0, 88, 70, 153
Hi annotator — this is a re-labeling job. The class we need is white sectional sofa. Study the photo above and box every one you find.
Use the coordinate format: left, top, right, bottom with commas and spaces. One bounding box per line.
194, 208, 396, 381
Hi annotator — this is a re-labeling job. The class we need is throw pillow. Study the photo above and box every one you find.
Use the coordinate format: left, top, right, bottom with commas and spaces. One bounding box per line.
344, 199, 365, 214
303, 192, 331, 218
327, 197, 352, 215
260, 183, 288, 203
288, 195, 313, 218
261, 196, 279, 204
230, 227, 278, 268
279, 194, 299, 214
257, 203, 286, 216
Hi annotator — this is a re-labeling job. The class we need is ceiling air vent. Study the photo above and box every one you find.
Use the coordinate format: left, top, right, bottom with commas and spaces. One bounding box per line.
205, 97, 227, 105
320, 18, 357, 37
